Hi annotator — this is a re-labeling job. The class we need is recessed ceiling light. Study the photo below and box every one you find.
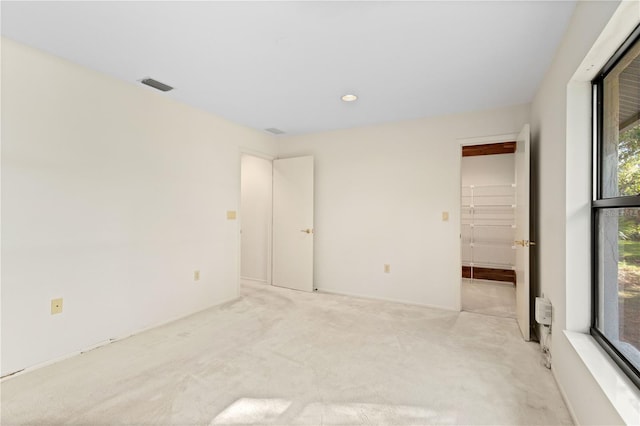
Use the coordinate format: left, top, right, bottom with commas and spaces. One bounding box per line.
341, 94, 358, 102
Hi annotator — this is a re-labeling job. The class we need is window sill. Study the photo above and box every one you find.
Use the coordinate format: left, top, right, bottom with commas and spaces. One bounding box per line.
564, 331, 640, 424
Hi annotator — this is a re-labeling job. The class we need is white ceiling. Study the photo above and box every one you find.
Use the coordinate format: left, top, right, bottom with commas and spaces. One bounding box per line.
1, 1, 576, 136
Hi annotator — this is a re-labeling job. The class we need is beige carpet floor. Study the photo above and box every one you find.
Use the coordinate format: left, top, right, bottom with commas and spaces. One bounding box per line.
461, 278, 517, 319
1, 282, 571, 425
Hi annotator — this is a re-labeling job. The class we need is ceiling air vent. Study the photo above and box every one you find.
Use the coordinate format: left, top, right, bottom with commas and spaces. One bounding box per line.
140, 78, 173, 92
265, 128, 285, 135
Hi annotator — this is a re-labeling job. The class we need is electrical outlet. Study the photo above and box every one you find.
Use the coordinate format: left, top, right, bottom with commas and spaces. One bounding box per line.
384, 264, 391, 273
442, 211, 449, 221
194, 270, 200, 281
51, 298, 63, 315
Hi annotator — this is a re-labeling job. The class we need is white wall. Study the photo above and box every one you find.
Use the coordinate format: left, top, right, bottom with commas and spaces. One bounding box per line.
1, 38, 277, 376
530, 0, 633, 423
240, 155, 272, 283
277, 104, 529, 310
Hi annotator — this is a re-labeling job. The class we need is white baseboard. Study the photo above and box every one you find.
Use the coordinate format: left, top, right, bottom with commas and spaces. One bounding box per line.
316, 287, 458, 312
240, 276, 268, 284
1, 295, 240, 381
551, 365, 579, 426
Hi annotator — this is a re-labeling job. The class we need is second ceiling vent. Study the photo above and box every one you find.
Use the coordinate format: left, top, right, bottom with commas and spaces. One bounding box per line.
140, 78, 173, 92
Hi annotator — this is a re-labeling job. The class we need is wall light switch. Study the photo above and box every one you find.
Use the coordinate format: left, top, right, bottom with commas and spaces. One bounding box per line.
51, 298, 63, 315
227, 210, 237, 220
384, 264, 391, 273
194, 270, 200, 281
442, 211, 449, 221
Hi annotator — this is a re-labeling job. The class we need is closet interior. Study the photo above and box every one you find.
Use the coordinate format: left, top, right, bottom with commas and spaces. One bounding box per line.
460, 142, 517, 318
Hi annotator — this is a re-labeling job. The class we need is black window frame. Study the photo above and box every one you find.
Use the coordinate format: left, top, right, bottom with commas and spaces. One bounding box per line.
591, 23, 640, 391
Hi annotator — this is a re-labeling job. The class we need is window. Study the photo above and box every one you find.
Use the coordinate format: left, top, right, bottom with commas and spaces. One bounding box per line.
592, 25, 640, 389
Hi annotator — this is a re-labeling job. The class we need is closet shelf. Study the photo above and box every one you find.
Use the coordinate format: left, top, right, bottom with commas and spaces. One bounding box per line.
461, 194, 515, 198
468, 242, 516, 249
461, 223, 516, 229
462, 181, 516, 280
461, 183, 516, 189
461, 204, 516, 208
462, 261, 516, 270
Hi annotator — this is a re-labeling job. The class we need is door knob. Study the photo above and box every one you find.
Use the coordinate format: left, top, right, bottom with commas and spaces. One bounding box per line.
514, 240, 526, 246
300, 229, 313, 234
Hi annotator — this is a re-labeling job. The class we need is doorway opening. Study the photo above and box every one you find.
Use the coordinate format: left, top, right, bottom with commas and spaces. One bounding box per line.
461, 142, 517, 318
240, 153, 316, 292
459, 126, 531, 339
240, 154, 273, 286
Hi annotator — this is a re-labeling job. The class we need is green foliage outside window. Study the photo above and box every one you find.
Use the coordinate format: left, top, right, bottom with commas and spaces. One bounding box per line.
619, 125, 640, 199
619, 125, 640, 243
618, 125, 640, 350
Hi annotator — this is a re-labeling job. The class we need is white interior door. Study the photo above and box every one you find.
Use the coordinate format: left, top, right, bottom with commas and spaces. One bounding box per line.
272, 156, 314, 292
515, 124, 531, 341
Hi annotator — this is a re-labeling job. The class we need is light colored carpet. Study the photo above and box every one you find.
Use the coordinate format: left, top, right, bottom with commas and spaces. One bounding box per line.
462, 278, 517, 319
1, 282, 571, 425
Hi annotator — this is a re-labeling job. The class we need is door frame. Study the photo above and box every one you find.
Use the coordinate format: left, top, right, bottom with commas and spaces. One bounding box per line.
239, 148, 275, 295
457, 132, 519, 313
